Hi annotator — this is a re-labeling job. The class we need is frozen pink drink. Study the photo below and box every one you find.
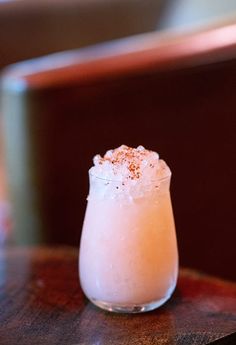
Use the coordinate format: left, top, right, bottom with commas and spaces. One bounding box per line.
79, 145, 178, 313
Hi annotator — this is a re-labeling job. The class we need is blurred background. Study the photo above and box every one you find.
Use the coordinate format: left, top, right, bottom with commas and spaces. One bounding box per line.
0, 0, 236, 280
1, 0, 236, 70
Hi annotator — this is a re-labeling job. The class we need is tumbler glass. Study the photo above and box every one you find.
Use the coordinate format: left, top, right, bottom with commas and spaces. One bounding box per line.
79, 172, 178, 313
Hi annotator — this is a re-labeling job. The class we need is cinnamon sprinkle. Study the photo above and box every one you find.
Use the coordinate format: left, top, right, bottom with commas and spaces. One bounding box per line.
98, 146, 147, 180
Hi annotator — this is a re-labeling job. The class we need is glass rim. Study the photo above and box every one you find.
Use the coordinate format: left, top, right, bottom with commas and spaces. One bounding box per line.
88, 170, 172, 183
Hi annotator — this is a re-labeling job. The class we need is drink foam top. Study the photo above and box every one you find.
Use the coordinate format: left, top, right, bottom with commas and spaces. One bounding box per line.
88, 145, 171, 198
90, 145, 170, 182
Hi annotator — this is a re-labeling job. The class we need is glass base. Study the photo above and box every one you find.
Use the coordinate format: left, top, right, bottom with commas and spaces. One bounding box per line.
90, 293, 173, 313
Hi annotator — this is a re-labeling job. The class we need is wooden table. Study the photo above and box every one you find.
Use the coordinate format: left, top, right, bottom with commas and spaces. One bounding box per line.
0, 247, 235, 345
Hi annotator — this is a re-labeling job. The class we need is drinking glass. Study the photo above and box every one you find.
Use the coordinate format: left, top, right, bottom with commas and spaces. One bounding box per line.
79, 172, 178, 313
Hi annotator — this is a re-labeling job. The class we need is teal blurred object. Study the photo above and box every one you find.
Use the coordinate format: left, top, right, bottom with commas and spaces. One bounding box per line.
157, 0, 236, 32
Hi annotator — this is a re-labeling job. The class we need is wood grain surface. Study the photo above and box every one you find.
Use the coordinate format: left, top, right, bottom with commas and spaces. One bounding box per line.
0, 246, 235, 344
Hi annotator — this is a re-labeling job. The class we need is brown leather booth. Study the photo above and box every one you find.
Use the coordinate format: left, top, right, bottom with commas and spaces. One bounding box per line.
1, 23, 236, 280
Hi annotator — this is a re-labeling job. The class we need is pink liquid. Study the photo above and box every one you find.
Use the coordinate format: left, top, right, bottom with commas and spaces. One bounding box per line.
79, 177, 178, 312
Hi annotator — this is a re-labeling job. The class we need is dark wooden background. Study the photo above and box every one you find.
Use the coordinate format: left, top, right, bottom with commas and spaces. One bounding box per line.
1, 24, 236, 281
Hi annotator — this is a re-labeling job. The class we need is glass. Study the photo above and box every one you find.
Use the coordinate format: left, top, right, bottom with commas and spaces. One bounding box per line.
79, 172, 178, 313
